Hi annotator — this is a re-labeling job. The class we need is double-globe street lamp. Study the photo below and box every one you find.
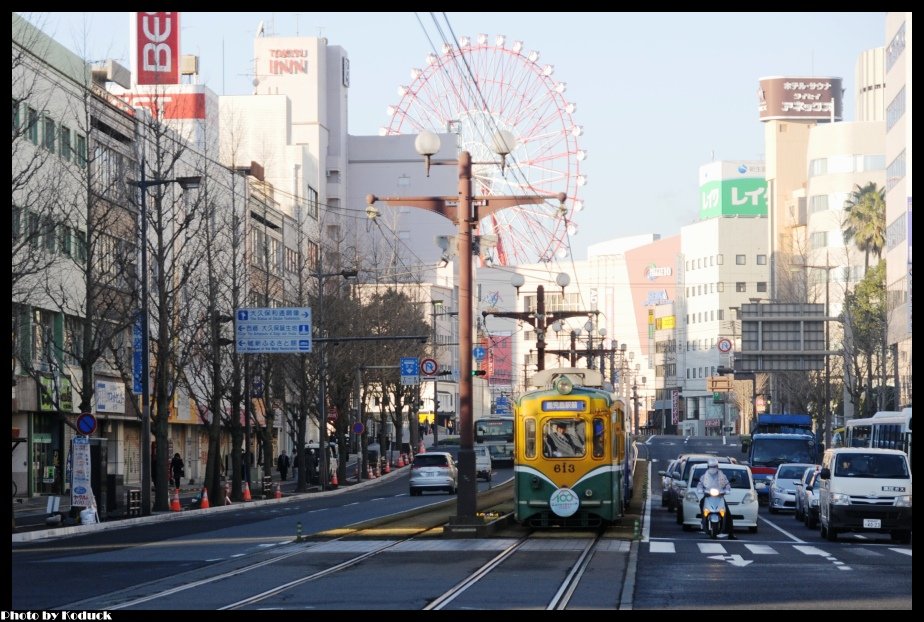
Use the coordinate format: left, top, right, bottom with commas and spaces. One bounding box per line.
132, 159, 200, 515
367, 130, 565, 523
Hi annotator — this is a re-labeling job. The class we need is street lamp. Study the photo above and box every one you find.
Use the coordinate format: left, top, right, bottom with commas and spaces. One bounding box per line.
132, 161, 200, 516
367, 131, 565, 523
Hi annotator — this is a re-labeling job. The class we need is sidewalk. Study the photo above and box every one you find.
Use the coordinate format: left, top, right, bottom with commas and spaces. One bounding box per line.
11, 453, 381, 538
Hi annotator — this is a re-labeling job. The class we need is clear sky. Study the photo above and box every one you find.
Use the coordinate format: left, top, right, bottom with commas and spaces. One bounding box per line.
24, 12, 886, 260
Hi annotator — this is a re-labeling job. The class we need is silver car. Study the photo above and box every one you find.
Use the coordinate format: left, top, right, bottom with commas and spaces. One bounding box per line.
409, 452, 458, 496
768, 463, 815, 513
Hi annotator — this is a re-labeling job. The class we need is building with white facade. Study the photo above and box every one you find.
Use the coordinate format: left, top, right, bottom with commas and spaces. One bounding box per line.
883, 12, 912, 407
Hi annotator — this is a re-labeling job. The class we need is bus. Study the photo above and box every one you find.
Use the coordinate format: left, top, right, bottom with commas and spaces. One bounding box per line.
845, 408, 912, 464
474, 415, 515, 466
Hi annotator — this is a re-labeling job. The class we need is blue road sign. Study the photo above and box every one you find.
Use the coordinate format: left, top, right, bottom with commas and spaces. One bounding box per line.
473, 345, 486, 361
132, 311, 143, 394
401, 357, 419, 376
76, 413, 97, 436
236, 307, 312, 353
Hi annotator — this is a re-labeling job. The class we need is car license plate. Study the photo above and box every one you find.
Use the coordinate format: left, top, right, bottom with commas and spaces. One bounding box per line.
863, 519, 881, 529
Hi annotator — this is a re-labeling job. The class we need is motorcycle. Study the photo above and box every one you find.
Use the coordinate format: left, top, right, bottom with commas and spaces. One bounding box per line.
701, 488, 727, 539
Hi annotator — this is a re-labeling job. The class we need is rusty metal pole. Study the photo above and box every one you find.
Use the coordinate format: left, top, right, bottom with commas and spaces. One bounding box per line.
456, 152, 477, 521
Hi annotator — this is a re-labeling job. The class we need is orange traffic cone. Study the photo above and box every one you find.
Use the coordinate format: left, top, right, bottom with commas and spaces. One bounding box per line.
199, 487, 210, 509
367, 465, 373, 479
330, 471, 338, 487
242, 481, 252, 502
397, 454, 405, 468
384, 460, 391, 475
418, 440, 426, 454
274, 483, 282, 499
170, 488, 181, 512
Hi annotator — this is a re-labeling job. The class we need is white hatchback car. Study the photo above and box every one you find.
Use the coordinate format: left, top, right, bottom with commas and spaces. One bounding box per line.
681, 463, 759, 534
409, 452, 458, 496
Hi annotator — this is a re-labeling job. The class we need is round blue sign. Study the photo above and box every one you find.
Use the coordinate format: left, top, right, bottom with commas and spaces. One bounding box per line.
76, 413, 97, 436
473, 346, 486, 361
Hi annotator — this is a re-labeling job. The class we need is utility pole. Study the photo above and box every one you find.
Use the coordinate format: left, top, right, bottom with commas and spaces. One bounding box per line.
483, 281, 592, 372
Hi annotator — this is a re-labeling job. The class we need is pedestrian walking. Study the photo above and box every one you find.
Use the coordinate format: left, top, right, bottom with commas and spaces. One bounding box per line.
170, 453, 185, 489
277, 450, 290, 481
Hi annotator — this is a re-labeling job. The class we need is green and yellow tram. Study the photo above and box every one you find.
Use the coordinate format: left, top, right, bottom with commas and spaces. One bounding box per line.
514, 368, 630, 527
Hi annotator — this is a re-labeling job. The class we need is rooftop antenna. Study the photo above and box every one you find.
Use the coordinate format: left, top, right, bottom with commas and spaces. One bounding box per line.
294, 13, 300, 36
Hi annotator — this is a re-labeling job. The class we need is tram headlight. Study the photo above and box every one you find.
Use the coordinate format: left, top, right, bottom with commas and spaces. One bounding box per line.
553, 376, 573, 395
584, 489, 593, 498
531, 476, 541, 490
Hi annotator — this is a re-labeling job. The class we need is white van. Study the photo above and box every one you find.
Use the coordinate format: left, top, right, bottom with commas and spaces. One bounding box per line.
473, 445, 493, 482
817, 448, 912, 543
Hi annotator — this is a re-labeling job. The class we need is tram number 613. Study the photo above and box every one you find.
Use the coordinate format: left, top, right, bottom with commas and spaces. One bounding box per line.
553, 463, 576, 473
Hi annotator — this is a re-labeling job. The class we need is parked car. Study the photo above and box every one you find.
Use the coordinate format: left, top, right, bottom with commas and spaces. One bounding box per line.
473, 445, 493, 481
769, 463, 815, 513
409, 452, 458, 496
680, 462, 759, 533
669, 454, 734, 521
659, 459, 680, 507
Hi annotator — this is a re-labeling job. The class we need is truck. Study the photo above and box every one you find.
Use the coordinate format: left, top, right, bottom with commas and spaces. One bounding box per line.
742, 432, 820, 500
752, 413, 814, 435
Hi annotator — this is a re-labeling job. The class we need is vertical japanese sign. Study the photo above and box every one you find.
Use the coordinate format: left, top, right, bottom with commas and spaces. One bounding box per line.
70, 436, 94, 508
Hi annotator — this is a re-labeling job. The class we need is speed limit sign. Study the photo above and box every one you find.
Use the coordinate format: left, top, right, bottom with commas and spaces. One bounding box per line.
420, 358, 438, 376
717, 338, 733, 353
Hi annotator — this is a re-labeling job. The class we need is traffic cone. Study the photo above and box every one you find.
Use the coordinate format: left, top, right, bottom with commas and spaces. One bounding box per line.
367, 465, 373, 479
243, 481, 252, 501
384, 460, 391, 475
397, 454, 405, 468
418, 440, 426, 454
199, 487, 210, 509
170, 488, 181, 512
330, 471, 338, 487
274, 483, 282, 499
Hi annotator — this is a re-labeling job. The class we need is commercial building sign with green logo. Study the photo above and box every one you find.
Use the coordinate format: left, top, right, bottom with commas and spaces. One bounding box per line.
699, 177, 768, 219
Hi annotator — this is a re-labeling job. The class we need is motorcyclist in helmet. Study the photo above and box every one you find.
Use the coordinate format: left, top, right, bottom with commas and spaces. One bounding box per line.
696, 457, 736, 539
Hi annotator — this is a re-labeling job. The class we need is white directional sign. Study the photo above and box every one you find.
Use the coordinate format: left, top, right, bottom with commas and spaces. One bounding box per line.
235, 307, 312, 353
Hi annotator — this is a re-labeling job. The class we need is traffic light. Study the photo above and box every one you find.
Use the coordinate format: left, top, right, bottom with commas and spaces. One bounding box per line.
472, 370, 486, 377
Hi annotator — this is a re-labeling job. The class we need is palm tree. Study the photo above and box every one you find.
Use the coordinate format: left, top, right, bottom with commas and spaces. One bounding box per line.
842, 182, 886, 270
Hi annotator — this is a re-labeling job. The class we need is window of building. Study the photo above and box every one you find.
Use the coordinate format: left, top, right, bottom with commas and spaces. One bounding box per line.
736, 254, 746, 265
809, 158, 827, 177
810, 231, 828, 250
756, 282, 768, 293
716, 254, 723, 265
59, 125, 71, 161
886, 21, 906, 72
75, 133, 87, 167
717, 282, 724, 293
285, 247, 299, 273
717, 309, 724, 321
42, 115, 55, 151
886, 150, 906, 193
887, 86, 906, 132
736, 282, 746, 293
809, 194, 828, 215
306, 185, 319, 219
756, 254, 767, 265
27, 107, 39, 144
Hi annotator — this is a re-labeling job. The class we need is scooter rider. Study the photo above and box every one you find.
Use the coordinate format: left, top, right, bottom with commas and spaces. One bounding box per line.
697, 458, 736, 539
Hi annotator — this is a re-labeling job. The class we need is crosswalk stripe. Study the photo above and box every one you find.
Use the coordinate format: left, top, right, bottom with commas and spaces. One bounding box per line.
649, 541, 675, 553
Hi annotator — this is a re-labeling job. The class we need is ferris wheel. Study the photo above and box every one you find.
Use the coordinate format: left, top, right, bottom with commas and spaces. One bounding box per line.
382, 34, 585, 266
